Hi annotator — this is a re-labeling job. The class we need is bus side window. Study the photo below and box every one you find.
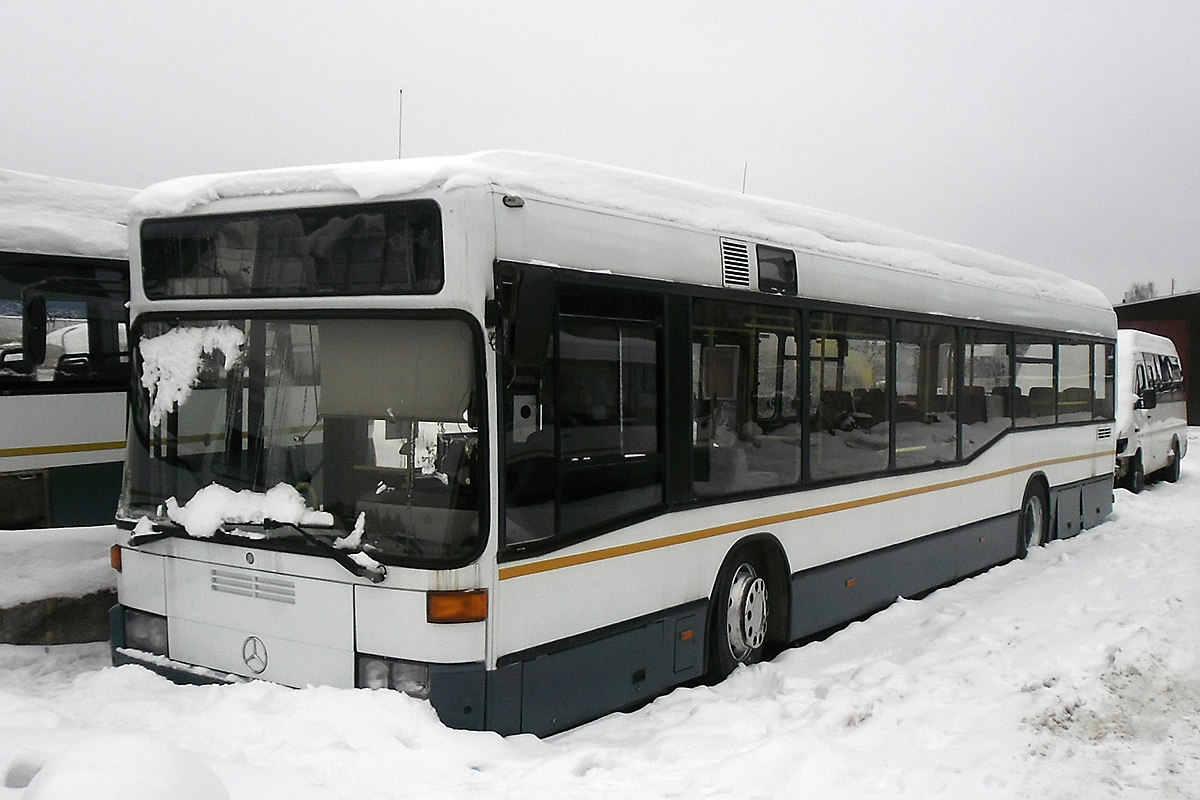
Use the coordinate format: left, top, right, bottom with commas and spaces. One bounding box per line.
692, 299, 799, 497
895, 321, 957, 468
962, 329, 1012, 458
1015, 338, 1055, 427
1093, 342, 1115, 420
807, 312, 890, 481
502, 283, 665, 546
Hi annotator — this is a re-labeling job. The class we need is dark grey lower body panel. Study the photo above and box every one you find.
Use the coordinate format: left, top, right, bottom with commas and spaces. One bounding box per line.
787, 473, 1114, 641
788, 511, 1021, 641
492, 601, 707, 737
1057, 474, 1114, 537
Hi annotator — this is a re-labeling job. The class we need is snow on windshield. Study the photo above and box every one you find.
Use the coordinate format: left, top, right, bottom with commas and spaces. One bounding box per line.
164, 482, 334, 538
138, 324, 246, 427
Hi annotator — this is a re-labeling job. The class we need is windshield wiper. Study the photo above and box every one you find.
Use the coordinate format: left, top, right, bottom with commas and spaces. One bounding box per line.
263, 520, 388, 584
127, 519, 190, 548
125, 516, 387, 584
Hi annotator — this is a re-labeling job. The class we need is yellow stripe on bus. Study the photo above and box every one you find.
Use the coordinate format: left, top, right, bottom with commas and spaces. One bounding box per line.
497, 449, 1114, 581
0, 440, 126, 459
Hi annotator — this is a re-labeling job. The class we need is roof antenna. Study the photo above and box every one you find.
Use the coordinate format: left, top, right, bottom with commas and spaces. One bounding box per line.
742, 161, 748, 193
397, 88, 404, 158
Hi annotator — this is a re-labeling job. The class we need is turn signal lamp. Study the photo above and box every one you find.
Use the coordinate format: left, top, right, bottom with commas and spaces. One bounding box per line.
110, 544, 122, 572
426, 589, 488, 623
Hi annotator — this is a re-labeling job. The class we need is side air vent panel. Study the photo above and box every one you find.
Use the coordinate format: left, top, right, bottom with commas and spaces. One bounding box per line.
720, 238, 752, 288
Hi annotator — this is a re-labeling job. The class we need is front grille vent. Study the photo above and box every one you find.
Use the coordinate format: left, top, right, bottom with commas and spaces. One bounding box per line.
211, 568, 296, 604
1096, 426, 1114, 440
720, 238, 752, 288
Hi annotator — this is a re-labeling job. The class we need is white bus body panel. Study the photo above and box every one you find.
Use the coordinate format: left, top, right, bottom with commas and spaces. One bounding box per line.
355, 584, 486, 663
0, 391, 125, 472
118, 548, 167, 616
119, 536, 490, 684
166, 556, 355, 687
495, 425, 1111, 658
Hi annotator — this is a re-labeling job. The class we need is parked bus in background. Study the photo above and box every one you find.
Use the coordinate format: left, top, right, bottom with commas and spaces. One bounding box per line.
108, 152, 1116, 735
1115, 328, 1187, 492
0, 169, 133, 528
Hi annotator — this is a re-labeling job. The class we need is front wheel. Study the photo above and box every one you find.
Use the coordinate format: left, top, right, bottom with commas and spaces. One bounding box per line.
710, 549, 770, 679
1017, 482, 1048, 558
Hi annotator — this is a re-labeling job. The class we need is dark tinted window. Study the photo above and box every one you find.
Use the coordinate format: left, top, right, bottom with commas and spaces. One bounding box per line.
757, 245, 797, 296
502, 284, 663, 546
0, 252, 128, 391
142, 201, 443, 298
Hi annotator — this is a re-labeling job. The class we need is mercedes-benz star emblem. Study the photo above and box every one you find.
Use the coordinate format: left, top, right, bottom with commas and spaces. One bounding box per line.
242, 636, 268, 674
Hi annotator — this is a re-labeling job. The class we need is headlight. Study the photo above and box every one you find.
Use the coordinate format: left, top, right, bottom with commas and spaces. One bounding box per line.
124, 609, 168, 656
356, 655, 430, 699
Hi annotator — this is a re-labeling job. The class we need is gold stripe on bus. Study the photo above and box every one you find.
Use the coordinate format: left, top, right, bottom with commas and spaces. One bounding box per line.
0, 440, 126, 459
497, 449, 1114, 581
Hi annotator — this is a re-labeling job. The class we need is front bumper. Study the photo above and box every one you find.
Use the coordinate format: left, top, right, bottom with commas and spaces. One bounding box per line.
108, 604, 488, 728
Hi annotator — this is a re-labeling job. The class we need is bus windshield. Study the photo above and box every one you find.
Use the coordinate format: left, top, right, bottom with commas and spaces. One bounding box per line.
121, 315, 483, 567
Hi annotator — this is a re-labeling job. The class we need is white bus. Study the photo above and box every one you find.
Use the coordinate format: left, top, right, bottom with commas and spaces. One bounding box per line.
0, 169, 133, 528
110, 152, 1116, 735
1115, 328, 1187, 491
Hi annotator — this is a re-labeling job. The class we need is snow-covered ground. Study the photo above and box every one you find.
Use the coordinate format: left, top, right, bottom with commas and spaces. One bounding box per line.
3, 434, 1199, 799
0, 526, 115, 609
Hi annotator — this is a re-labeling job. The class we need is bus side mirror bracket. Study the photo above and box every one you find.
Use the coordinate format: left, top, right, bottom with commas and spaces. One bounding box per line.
22, 294, 47, 367
509, 266, 555, 370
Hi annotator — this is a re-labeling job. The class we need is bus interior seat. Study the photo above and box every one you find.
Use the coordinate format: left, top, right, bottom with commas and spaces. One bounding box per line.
1028, 386, 1055, 418
856, 388, 886, 426
960, 385, 988, 425
816, 390, 855, 432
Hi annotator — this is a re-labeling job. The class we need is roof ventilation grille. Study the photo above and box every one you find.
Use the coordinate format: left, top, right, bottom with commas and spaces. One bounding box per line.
720, 238, 752, 288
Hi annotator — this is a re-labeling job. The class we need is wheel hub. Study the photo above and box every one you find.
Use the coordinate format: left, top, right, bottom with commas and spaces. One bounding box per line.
726, 563, 768, 662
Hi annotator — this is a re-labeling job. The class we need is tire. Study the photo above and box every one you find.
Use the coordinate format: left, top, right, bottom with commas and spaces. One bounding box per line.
1127, 452, 1145, 494
710, 548, 770, 679
1017, 481, 1049, 558
1163, 441, 1182, 483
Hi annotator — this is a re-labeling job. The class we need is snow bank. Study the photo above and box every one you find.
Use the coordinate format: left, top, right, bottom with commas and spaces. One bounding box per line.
0, 526, 115, 608
0, 169, 134, 259
130, 151, 1111, 315
4, 437, 1199, 798
20, 733, 228, 800
164, 483, 334, 539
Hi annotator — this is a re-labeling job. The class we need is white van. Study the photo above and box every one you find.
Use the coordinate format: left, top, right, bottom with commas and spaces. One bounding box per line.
1115, 329, 1188, 492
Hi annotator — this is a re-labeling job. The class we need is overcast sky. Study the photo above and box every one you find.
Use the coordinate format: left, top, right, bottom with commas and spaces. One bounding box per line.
2, 1, 1198, 303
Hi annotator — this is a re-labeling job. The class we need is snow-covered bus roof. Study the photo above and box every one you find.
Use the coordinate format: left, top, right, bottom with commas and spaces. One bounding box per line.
132, 151, 1114, 334
0, 169, 134, 259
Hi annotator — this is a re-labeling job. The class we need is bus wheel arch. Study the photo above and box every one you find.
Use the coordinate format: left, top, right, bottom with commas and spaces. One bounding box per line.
1017, 475, 1050, 558
706, 534, 790, 680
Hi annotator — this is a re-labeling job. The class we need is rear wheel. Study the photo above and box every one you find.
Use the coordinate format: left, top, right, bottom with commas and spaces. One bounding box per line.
1163, 441, 1182, 483
1127, 452, 1145, 493
1017, 482, 1048, 558
710, 548, 770, 679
